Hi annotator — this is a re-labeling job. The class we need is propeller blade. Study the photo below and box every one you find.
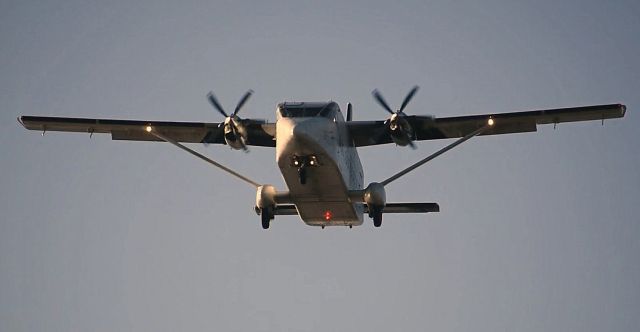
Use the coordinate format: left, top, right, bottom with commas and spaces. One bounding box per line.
399, 85, 419, 112
233, 89, 254, 116
372, 89, 394, 114
207, 92, 228, 117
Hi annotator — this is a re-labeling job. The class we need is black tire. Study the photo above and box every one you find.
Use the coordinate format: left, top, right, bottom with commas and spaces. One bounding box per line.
261, 207, 271, 229
373, 213, 382, 227
372, 207, 383, 227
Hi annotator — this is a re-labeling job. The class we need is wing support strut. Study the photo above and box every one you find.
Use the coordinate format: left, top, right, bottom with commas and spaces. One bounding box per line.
381, 120, 494, 186
145, 126, 260, 188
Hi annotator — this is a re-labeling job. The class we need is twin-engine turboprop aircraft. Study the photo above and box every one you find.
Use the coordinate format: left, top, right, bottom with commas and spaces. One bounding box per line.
19, 87, 626, 229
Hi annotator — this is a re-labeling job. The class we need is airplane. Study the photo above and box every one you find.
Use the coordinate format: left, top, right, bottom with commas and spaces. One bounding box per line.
18, 87, 626, 229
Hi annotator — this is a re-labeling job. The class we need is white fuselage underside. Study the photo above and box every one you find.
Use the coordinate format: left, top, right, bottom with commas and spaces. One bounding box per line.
275, 113, 364, 226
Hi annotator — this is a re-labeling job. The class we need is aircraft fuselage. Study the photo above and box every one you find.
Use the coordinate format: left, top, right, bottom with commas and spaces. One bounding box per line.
275, 102, 364, 226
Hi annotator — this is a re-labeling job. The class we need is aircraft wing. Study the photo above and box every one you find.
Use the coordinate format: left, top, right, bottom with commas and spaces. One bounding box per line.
349, 104, 626, 147
18, 116, 276, 147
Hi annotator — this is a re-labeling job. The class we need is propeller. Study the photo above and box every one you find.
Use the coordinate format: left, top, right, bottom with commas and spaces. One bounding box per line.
399, 86, 419, 114
372, 85, 419, 116
234, 90, 254, 116
372, 89, 394, 114
371, 86, 420, 148
205, 89, 254, 150
207, 89, 254, 118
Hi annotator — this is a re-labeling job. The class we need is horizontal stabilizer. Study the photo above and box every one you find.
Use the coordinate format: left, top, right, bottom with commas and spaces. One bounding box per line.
365, 203, 440, 214
273, 204, 299, 215
271, 203, 440, 216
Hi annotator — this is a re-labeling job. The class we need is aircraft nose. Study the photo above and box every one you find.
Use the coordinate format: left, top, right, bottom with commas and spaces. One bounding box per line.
291, 120, 307, 140
276, 117, 334, 159
291, 119, 317, 141
291, 118, 328, 143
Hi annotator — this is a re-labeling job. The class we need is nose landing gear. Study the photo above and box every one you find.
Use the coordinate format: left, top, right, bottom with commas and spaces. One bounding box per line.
298, 166, 307, 185
292, 155, 318, 185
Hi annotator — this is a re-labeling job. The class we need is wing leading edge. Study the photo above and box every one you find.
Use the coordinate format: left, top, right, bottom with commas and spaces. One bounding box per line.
349, 104, 626, 147
18, 116, 276, 147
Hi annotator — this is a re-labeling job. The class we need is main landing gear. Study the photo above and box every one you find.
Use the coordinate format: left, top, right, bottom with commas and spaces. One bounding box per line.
369, 206, 383, 227
260, 207, 273, 229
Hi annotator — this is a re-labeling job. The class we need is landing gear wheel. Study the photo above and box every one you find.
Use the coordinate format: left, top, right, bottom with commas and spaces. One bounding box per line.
372, 207, 383, 228
261, 207, 272, 229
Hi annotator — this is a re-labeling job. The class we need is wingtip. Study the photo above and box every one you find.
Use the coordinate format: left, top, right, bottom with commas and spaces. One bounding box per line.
16, 116, 25, 128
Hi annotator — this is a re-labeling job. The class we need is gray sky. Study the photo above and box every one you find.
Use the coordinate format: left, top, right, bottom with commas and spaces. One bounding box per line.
1, 0, 639, 331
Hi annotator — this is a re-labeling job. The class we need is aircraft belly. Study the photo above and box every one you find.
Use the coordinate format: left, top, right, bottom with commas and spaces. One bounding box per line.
276, 118, 363, 226
281, 150, 363, 226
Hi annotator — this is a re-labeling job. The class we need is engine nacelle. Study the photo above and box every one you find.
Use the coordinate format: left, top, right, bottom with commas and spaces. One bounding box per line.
364, 182, 386, 207
223, 116, 248, 150
364, 182, 386, 223
255, 184, 277, 210
387, 113, 414, 147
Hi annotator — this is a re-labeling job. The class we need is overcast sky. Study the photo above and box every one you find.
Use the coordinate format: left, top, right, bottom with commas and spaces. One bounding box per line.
1, 0, 639, 331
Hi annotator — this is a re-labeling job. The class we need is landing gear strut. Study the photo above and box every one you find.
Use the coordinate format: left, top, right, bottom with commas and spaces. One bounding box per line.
298, 166, 307, 185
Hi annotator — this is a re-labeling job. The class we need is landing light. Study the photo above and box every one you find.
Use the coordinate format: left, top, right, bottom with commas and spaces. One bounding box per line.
324, 210, 332, 221
145, 125, 153, 132
309, 155, 318, 166
487, 118, 494, 126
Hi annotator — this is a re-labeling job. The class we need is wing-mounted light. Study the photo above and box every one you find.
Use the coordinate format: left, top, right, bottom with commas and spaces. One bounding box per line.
372, 86, 423, 149
207, 90, 254, 151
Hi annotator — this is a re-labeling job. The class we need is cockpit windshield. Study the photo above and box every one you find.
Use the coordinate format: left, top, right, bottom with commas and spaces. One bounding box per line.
278, 102, 339, 118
